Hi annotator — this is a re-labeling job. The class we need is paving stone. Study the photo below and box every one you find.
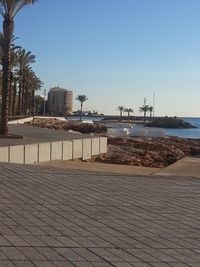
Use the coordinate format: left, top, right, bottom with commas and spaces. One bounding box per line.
53, 261, 75, 267
54, 248, 86, 261
0, 236, 12, 246
0, 261, 16, 267
73, 263, 94, 267
35, 247, 65, 261
0, 247, 27, 260
4, 235, 29, 247
0, 163, 199, 266
17, 247, 46, 261
32, 261, 57, 267
14, 261, 35, 267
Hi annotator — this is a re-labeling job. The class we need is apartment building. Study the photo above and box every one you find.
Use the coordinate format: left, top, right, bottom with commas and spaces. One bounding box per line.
47, 87, 73, 115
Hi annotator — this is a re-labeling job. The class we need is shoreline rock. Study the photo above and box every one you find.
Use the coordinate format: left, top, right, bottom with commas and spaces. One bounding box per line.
147, 117, 197, 129
26, 118, 107, 134
90, 136, 200, 168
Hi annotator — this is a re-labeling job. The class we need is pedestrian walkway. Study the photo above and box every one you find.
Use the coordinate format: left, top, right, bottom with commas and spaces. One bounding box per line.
39, 160, 159, 176
156, 156, 200, 178
0, 162, 199, 266
0, 124, 92, 147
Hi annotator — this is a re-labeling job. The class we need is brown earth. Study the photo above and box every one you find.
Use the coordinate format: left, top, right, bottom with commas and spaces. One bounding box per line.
27, 118, 107, 134
90, 136, 200, 168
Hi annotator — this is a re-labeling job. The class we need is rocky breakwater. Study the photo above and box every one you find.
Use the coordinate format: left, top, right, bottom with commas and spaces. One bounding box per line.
147, 117, 197, 128
27, 118, 107, 134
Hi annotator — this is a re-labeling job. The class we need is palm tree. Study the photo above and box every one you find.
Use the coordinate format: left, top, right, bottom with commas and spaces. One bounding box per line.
9, 45, 20, 116
117, 106, 124, 121
0, 33, 20, 116
148, 106, 153, 120
15, 48, 36, 115
76, 94, 88, 120
28, 72, 43, 115
124, 108, 133, 121
0, 0, 37, 134
139, 105, 149, 122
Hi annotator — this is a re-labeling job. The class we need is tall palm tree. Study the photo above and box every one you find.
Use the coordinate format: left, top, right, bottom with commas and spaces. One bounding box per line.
148, 106, 153, 120
0, 33, 20, 116
9, 45, 20, 116
139, 105, 149, 122
124, 108, 133, 121
117, 106, 124, 121
76, 94, 88, 120
0, 0, 37, 134
15, 48, 35, 115
27, 72, 42, 115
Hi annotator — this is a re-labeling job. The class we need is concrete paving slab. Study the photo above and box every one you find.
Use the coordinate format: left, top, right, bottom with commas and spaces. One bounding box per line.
0, 162, 199, 266
156, 156, 200, 178
39, 160, 160, 175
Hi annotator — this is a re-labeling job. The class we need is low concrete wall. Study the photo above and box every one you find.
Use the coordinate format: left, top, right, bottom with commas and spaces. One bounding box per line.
72, 139, 83, 159
63, 141, 73, 160
24, 144, 38, 164
0, 147, 9, 162
51, 141, 63, 161
10, 145, 24, 164
91, 138, 100, 156
100, 137, 108, 154
82, 139, 92, 160
0, 137, 107, 165
38, 143, 51, 162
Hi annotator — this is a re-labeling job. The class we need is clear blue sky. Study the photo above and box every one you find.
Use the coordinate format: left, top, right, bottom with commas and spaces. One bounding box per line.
2, 0, 200, 116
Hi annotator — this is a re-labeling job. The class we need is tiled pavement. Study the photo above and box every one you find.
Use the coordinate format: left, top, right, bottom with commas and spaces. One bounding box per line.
0, 163, 199, 266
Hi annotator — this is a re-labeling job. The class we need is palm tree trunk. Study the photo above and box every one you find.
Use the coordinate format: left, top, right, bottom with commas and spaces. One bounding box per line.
21, 87, 25, 114
30, 89, 35, 115
144, 111, 146, 122
11, 79, 17, 116
80, 102, 83, 120
120, 110, 122, 120
8, 71, 13, 117
0, 17, 14, 135
18, 81, 22, 115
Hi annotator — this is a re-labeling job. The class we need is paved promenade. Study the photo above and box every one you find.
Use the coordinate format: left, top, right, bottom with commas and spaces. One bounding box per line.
0, 163, 199, 266
157, 156, 200, 178
0, 125, 92, 147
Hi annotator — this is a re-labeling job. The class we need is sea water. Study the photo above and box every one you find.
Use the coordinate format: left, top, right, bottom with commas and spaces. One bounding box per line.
164, 117, 200, 139
67, 116, 200, 139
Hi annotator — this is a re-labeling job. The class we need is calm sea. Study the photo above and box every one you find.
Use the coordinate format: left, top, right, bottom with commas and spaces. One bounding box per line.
164, 117, 200, 139
67, 116, 200, 139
